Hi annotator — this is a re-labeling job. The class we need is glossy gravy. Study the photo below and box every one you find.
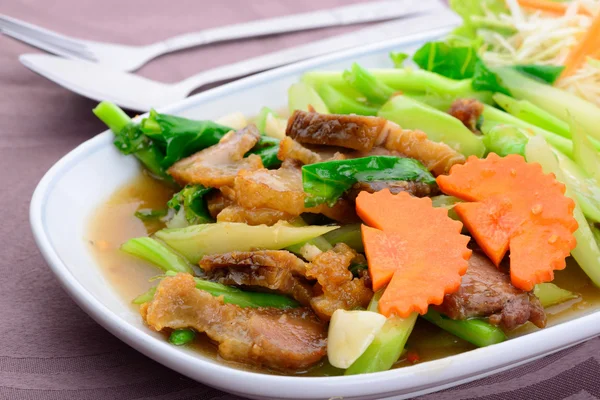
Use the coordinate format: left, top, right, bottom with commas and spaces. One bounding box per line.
88, 173, 600, 376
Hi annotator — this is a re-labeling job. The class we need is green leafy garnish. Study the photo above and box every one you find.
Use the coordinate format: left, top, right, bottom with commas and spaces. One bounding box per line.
302, 156, 435, 208
482, 125, 528, 157
390, 52, 409, 68
247, 136, 281, 168
140, 109, 233, 168
513, 65, 565, 85
472, 58, 511, 95
412, 42, 477, 80
168, 185, 214, 226
412, 41, 510, 95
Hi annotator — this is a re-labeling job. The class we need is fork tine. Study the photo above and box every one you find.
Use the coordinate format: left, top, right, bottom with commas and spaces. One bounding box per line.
0, 15, 88, 52
2, 29, 97, 62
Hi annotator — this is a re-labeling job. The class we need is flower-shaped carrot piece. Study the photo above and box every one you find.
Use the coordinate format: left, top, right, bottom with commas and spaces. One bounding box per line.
437, 153, 578, 291
356, 190, 471, 318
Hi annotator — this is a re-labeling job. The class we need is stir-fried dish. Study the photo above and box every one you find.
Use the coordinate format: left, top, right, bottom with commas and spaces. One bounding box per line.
89, 0, 600, 376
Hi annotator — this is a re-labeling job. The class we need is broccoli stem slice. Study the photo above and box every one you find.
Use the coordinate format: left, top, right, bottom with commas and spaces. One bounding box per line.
92, 101, 132, 133
121, 237, 193, 274
422, 309, 507, 348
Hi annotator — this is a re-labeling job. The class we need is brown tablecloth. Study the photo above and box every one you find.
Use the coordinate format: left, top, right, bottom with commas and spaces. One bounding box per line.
1, 1, 600, 399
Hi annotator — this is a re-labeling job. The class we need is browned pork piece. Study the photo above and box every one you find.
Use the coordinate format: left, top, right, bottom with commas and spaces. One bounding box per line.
286, 110, 386, 151
380, 123, 466, 175
305, 243, 373, 320
234, 160, 306, 215
345, 180, 440, 202
286, 110, 465, 175
234, 160, 357, 222
200, 250, 312, 306
277, 137, 322, 165
448, 99, 484, 133
216, 205, 296, 226
436, 251, 547, 331
206, 191, 234, 219
141, 273, 327, 370
168, 125, 263, 187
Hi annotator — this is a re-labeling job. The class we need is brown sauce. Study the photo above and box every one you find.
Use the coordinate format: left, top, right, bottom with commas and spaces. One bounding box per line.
88, 174, 600, 376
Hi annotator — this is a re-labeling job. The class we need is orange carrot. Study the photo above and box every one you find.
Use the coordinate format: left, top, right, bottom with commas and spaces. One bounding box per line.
516, 0, 592, 16
356, 190, 471, 318
437, 153, 578, 291
560, 8, 600, 78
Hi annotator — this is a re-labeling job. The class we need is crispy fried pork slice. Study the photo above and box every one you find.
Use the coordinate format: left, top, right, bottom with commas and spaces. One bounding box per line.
436, 250, 547, 331
206, 191, 234, 219
345, 180, 440, 202
200, 250, 312, 305
285, 110, 464, 175
216, 205, 296, 226
286, 110, 386, 151
235, 160, 306, 215
234, 160, 356, 221
448, 99, 484, 133
305, 244, 373, 320
277, 137, 322, 165
168, 125, 263, 187
345, 147, 405, 159
380, 122, 465, 175
141, 273, 327, 370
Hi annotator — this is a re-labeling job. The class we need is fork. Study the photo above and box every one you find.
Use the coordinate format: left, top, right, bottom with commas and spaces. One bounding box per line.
19, 8, 460, 112
0, 0, 438, 72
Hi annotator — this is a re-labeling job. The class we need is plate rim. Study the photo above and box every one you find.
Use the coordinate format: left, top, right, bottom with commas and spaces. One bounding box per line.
29, 27, 600, 400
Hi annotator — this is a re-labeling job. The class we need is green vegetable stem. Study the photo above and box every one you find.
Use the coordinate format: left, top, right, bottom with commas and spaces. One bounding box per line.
169, 329, 196, 346
164, 271, 300, 309
422, 309, 506, 348
345, 291, 417, 375
154, 222, 338, 263
121, 237, 194, 274
378, 95, 485, 157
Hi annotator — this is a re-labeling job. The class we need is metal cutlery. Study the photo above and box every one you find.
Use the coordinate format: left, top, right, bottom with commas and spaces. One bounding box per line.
1, 0, 440, 72
19, 7, 459, 112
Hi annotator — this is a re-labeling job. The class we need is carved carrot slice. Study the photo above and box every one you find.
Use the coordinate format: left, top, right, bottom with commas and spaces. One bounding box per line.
356, 190, 471, 318
437, 153, 578, 291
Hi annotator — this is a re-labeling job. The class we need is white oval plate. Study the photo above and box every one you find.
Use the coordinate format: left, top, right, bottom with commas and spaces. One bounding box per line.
30, 27, 600, 400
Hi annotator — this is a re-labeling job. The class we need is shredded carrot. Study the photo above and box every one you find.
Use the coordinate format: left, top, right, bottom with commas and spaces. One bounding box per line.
516, 0, 592, 16
437, 153, 578, 291
356, 190, 471, 318
589, 48, 600, 60
560, 8, 600, 78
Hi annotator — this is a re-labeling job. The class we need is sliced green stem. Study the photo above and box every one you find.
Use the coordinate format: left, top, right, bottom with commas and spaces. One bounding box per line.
493, 93, 571, 138
92, 101, 132, 133
132, 286, 157, 304
286, 217, 333, 255
323, 223, 363, 252
317, 84, 379, 115
345, 313, 417, 375
534, 283, 579, 308
422, 309, 506, 347
169, 329, 196, 345
163, 271, 300, 308
121, 237, 193, 274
